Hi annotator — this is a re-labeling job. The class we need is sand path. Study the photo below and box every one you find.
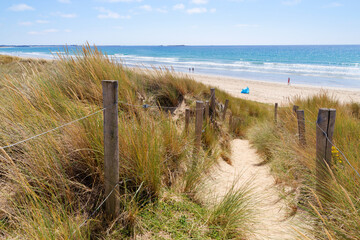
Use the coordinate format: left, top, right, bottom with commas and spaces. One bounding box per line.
206, 139, 310, 239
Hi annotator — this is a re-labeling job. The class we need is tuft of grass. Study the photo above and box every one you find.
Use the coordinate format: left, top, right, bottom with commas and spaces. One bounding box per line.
207, 180, 256, 239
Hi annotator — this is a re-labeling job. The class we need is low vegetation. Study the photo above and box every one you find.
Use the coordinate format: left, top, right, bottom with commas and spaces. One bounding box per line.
3, 47, 358, 239
248, 93, 360, 239
0, 46, 269, 239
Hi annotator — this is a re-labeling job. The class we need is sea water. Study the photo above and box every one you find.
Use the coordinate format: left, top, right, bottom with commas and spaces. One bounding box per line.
1, 45, 360, 89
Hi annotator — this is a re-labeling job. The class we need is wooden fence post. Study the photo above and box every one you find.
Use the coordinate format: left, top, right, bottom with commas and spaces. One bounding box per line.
102, 80, 119, 219
274, 103, 278, 123
296, 110, 306, 145
293, 105, 299, 113
185, 108, 190, 133
205, 101, 209, 122
210, 88, 216, 120
195, 101, 204, 150
316, 108, 336, 196
222, 99, 229, 121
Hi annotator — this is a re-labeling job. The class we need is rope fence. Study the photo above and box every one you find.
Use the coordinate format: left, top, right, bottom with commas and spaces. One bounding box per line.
275, 103, 360, 182
0, 89, 216, 151
0, 81, 226, 234
0, 107, 106, 150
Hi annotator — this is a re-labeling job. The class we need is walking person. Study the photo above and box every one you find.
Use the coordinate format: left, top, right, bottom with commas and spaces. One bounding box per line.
288, 77, 290, 85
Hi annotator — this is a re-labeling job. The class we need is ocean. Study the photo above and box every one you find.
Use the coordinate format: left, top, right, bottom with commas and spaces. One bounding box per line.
1, 45, 360, 89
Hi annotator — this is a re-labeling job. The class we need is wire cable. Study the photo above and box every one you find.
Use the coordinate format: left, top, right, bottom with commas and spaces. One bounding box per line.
0, 108, 106, 150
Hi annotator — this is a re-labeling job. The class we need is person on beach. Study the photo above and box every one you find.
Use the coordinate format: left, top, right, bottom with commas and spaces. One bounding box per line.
288, 77, 290, 85
192, 67, 194, 72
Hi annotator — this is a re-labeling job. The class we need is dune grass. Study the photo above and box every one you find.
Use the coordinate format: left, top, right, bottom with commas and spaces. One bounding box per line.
248, 93, 360, 239
0, 46, 267, 239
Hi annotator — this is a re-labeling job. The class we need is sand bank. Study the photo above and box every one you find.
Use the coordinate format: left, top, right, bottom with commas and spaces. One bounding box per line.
187, 73, 360, 105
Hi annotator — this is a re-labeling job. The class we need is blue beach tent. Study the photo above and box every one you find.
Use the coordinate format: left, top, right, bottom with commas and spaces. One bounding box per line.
241, 87, 249, 94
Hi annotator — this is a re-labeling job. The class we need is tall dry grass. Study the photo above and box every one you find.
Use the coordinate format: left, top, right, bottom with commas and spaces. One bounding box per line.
248, 93, 360, 239
0, 46, 264, 239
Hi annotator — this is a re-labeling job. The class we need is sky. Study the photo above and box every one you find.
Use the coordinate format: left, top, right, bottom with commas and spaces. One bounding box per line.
0, 0, 359, 45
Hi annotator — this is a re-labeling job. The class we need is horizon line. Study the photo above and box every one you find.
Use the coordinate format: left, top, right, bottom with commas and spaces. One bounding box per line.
1, 44, 360, 47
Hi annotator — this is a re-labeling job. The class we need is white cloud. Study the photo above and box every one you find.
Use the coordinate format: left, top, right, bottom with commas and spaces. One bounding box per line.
235, 23, 259, 28
95, 7, 131, 19
58, 0, 71, 3
209, 8, 216, 13
19, 21, 33, 26
64, 29, 72, 33
61, 13, 77, 18
28, 31, 40, 35
173, 4, 185, 10
28, 29, 59, 35
140, 5, 152, 11
44, 29, 59, 33
282, 0, 301, 5
191, 0, 208, 4
324, 2, 343, 8
53, 12, 77, 18
156, 8, 168, 13
8, 4, 35, 12
19, 20, 50, 26
36, 20, 49, 24
187, 7, 207, 14
99, 12, 121, 18
101, 0, 143, 2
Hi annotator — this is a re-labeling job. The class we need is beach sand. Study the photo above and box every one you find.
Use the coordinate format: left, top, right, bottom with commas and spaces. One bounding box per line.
186, 73, 360, 105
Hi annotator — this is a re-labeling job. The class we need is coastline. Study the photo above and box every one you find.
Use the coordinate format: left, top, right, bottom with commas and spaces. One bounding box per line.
183, 72, 360, 105
2, 53, 360, 105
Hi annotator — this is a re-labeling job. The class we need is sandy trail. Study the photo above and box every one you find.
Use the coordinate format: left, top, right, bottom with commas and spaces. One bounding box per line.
206, 139, 310, 240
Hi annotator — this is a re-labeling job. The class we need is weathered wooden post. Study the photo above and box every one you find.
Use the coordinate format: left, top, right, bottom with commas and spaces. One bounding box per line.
316, 108, 336, 196
222, 99, 229, 121
210, 88, 216, 120
195, 101, 204, 150
296, 110, 306, 145
274, 103, 278, 123
102, 80, 119, 219
185, 108, 190, 133
293, 105, 299, 113
205, 101, 209, 122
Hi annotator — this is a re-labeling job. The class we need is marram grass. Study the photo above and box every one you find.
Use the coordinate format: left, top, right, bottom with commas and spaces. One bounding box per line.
0, 46, 265, 239
248, 93, 360, 239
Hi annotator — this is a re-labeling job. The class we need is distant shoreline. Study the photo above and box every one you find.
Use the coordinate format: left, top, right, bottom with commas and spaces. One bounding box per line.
1, 53, 360, 104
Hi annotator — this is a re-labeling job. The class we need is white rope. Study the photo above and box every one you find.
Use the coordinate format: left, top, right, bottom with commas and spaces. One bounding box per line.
0, 108, 105, 150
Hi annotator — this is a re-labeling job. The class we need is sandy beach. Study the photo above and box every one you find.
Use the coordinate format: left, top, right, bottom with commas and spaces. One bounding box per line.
187, 73, 360, 105
2, 52, 360, 105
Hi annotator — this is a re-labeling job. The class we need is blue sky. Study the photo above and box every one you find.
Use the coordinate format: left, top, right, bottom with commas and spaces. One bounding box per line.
1, 0, 359, 45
